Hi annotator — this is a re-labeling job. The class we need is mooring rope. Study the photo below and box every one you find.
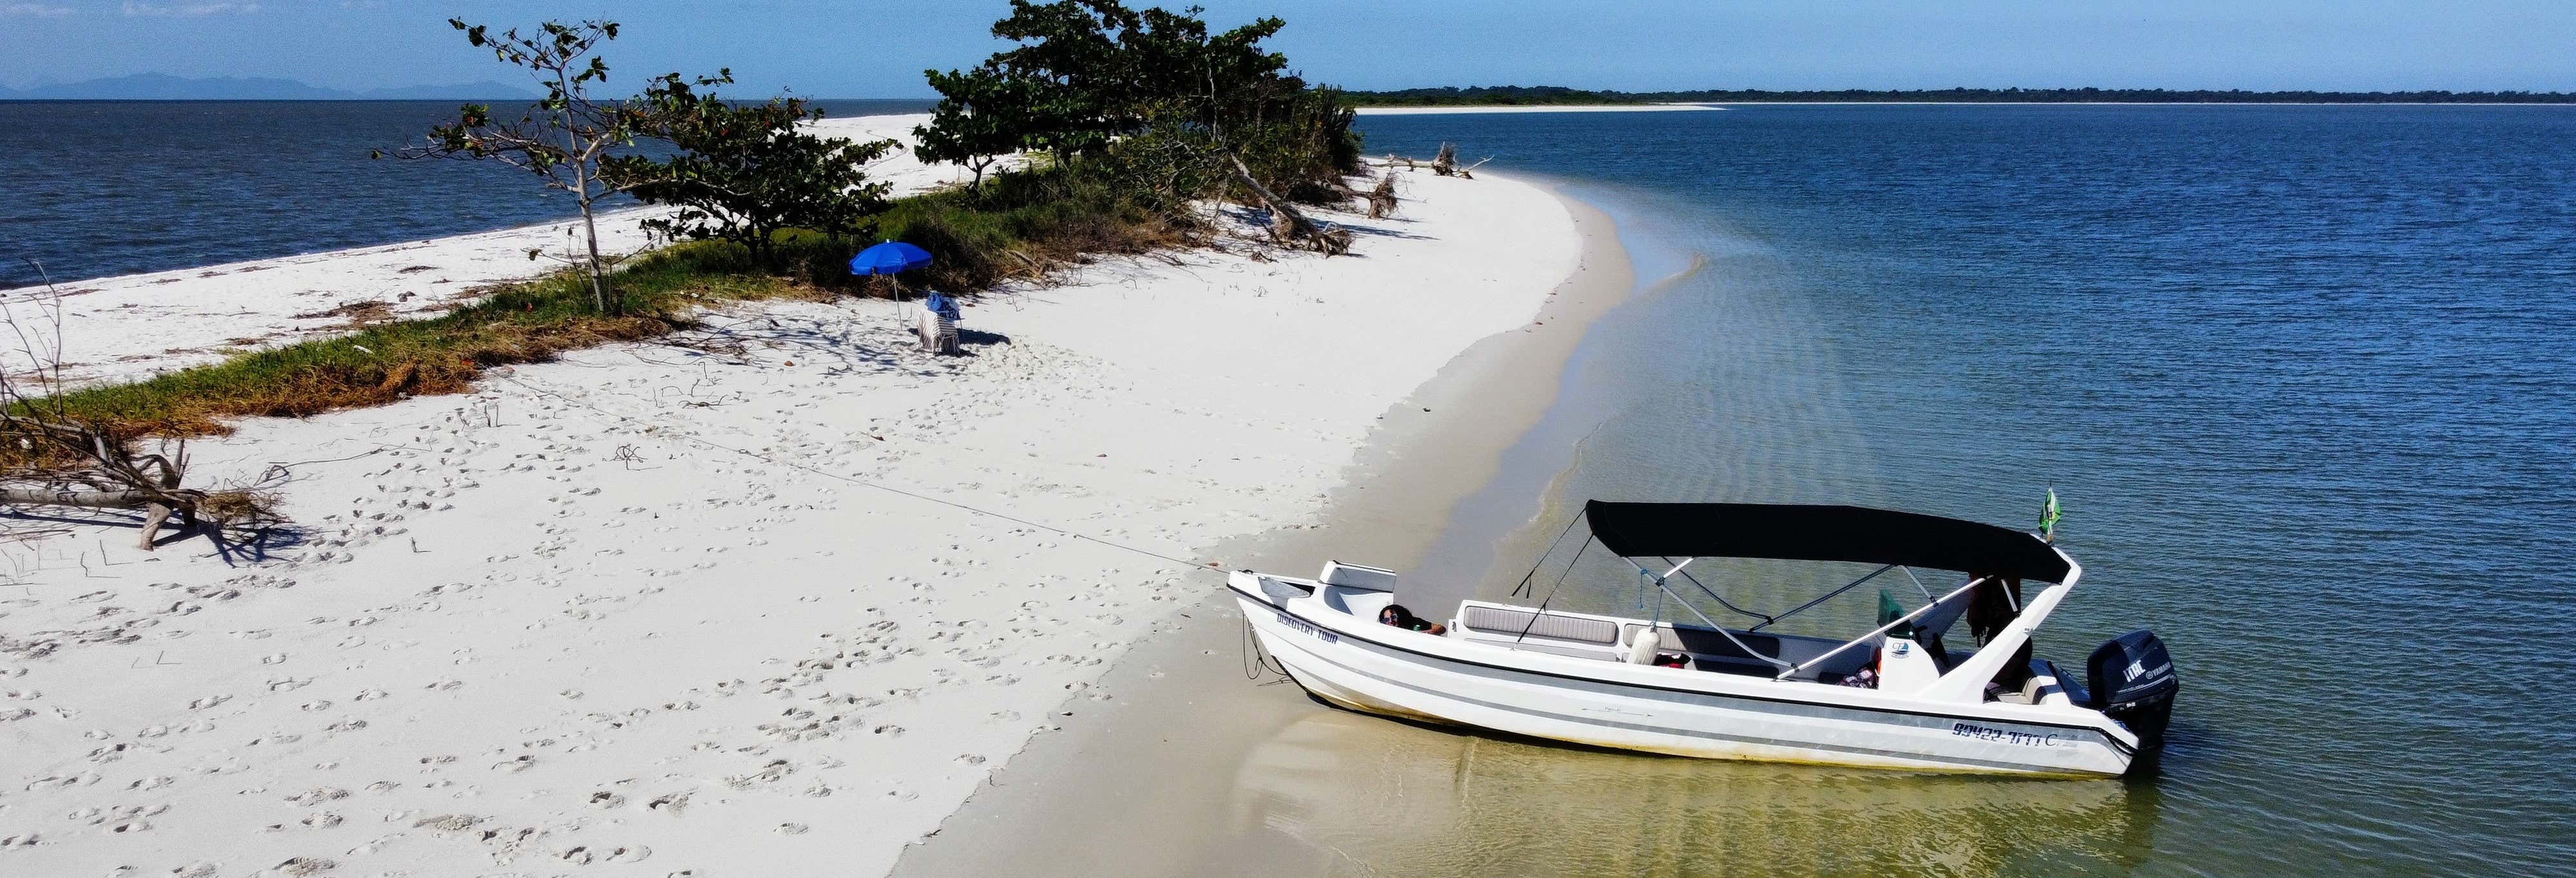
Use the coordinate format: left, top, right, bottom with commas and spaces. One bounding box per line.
1240, 614, 1291, 682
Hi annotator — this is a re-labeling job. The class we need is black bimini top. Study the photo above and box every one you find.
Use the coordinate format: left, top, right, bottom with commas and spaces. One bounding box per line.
1583, 501, 2074, 584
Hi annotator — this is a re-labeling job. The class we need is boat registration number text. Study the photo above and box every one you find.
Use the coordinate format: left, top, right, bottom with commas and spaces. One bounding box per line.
1277, 612, 1338, 644
1951, 722, 2064, 748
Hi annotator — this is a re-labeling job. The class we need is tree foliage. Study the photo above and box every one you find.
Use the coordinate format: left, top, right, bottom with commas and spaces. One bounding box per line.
377, 19, 655, 315
385, 18, 903, 300
913, 67, 1033, 189
914, 1, 1361, 212
616, 75, 897, 263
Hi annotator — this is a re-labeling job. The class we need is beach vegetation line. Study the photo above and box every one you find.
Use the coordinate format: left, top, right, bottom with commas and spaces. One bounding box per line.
10, 1, 1369, 446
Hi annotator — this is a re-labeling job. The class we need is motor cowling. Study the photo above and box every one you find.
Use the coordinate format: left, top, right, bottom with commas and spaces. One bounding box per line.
2086, 630, 2179, 751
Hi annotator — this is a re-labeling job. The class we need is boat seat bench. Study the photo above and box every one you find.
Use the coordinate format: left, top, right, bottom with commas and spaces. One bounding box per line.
1459, 606, 1624, 646
1450, 604, 1875, 680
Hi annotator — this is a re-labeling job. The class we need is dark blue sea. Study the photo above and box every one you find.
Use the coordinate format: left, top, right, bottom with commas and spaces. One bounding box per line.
1346, 106, 2576, 877
0, 99, 930, 289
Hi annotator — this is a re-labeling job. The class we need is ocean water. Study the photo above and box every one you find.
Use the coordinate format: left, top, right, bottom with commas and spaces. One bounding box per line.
1343, 106, 2576, 877
0, 99, 930, 289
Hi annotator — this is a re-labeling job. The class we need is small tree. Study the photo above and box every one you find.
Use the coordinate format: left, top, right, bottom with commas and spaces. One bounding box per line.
618, 75, 897, 265
914, 67, 1034, 191
378, 19, 661, 316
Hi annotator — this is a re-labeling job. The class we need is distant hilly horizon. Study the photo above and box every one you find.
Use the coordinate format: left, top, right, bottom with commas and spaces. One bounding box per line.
21, 73, 2570, 105
0, 73, 544, 101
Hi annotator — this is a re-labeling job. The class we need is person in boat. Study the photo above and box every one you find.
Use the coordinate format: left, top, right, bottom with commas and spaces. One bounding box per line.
1965, 573, 2023, 644
1841, 647, 1881, 689
1377, 604, 1447, 635
1965, 573, 2036, 696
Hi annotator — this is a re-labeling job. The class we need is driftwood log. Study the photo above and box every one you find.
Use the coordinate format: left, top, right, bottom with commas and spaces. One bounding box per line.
1227, 153, 1352, 255
1, 260, 279, 549
0, 420, 222, 549
0, 488, 198, 544
1367, 172, 1399, 218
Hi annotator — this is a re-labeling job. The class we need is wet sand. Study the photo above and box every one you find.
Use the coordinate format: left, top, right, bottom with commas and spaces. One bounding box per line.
889, 193, 1644, 878
888, 186, 2167, 878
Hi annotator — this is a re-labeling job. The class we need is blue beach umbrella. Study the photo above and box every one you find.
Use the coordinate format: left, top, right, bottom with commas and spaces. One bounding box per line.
848, 241, 933, 276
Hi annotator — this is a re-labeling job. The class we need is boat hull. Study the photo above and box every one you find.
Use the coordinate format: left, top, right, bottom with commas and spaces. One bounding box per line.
1233, 588, 2136, 777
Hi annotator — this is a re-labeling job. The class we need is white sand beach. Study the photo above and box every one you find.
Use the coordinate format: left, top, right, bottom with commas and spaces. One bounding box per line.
892, 194, 1635, 878
0, 124, 1588, 877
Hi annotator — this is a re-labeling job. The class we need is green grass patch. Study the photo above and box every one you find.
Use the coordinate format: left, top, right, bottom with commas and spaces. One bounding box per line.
26, 238, 826, 438
20, 164, 1239, 445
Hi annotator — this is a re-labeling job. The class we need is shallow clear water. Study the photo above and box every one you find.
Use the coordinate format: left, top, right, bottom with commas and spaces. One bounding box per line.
0, 99, 930, 288
1356, 106, 2576, 877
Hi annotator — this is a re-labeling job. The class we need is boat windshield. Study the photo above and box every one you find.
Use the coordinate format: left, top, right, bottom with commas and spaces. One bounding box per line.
1500, 503, 2075, 682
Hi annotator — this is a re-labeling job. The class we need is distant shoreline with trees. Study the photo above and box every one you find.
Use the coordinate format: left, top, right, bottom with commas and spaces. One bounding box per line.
1344, 85, 2576, 106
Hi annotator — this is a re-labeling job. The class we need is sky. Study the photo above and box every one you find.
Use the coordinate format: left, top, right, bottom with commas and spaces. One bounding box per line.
3, 0, 2574, 96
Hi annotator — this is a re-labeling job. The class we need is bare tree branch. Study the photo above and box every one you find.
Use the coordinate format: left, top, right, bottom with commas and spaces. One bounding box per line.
0, 260, 283, 549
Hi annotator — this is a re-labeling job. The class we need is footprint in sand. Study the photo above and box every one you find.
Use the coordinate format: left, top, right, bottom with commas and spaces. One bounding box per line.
411, 814, 480, 834
274, 856, 336, 876
285, 788, 350, 806
24, 771, 102, 791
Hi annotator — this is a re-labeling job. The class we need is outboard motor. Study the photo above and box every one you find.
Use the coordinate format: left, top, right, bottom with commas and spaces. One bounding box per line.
2086, 630, 2179, 751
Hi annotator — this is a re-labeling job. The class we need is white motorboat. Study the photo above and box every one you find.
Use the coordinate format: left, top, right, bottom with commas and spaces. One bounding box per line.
1229, 501, 2178, 777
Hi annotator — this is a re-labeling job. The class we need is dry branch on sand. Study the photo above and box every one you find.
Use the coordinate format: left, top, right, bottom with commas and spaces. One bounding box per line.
1228, 154, 1352, 255
1367, 171, 1399, 218
1385, 146, 1486, 180
2, 262, 283, 548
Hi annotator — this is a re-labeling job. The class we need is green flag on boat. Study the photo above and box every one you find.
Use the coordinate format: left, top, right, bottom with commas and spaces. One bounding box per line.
1878, 588, 1913, 640
2038, 486, 2061, 542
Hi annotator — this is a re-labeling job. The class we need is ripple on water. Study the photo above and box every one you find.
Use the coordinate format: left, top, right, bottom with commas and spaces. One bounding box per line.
1353, 105, 2576, 878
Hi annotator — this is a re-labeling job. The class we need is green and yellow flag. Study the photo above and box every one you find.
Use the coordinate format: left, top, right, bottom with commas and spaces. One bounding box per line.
1879, 589, 1913, 639
2038, 486, 2062, 542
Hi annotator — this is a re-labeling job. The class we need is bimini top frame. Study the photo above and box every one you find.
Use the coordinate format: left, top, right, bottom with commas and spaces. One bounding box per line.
1583, 501, 2073, 584
1571, 501, 2083, 689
